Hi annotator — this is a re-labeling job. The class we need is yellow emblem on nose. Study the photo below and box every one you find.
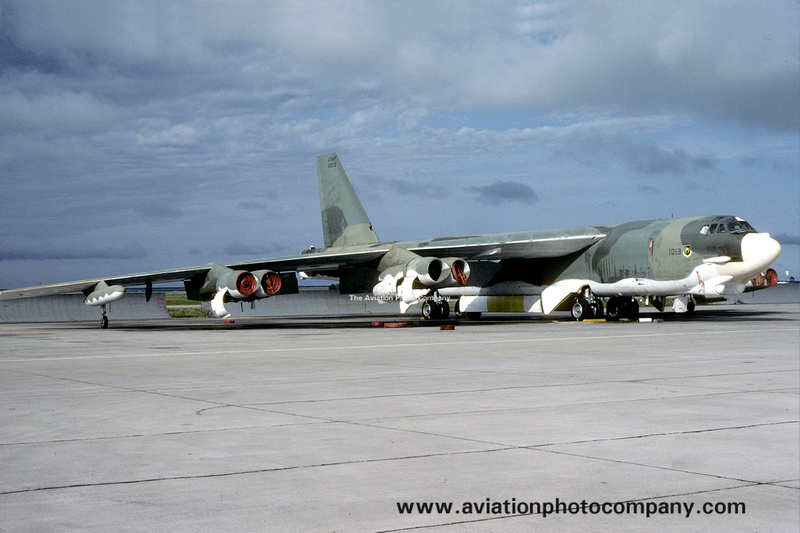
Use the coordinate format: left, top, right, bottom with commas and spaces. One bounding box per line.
683, 245, 692, 257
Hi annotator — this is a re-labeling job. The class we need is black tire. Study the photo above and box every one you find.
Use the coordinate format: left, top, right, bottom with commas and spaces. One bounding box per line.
101, 315, 109, 329
421, 300, 435, 320
687, 299, 696, 313
591, 299, 604, 319
571, 297, 590, 321
437, 300, 450, 319
622, 298, 639, 321
606, 297, 621, 321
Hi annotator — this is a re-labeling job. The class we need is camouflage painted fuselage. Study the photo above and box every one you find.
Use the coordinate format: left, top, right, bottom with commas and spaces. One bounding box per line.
555, 215, 748, 284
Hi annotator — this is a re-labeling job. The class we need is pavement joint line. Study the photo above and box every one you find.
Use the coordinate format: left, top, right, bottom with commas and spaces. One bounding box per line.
1, 305, 796, 530
3, 360, 796, 428
1, 333, 796, 375
4, 364, 795, 417
3, 422, 780, 499
0, 446, 519, 496
533, 445, 793, 486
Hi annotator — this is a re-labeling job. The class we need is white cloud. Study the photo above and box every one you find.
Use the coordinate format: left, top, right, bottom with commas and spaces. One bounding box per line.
0, 88, 118, 132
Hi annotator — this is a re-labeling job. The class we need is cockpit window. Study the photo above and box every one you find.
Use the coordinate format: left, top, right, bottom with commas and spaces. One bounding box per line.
702, 218, 757, 235
728, 220, 756, 234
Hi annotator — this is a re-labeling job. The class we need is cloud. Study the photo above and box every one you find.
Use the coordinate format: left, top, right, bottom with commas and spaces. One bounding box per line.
3, 1, 796, 132
222, 242, 292, 258
773, 233, 800, 246
0, 244, 146, 262
0, 88, 119, 133
555, 133, 717, 175
134, 204, 183, 219
237, 201, 268, 211
469, 180, 540, 206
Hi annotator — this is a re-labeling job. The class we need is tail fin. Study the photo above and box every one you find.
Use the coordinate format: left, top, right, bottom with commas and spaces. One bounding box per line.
316, 153, 380, 248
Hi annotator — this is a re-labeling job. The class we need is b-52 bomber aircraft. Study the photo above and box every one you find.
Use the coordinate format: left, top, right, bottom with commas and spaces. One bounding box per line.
0, 153, 782, 327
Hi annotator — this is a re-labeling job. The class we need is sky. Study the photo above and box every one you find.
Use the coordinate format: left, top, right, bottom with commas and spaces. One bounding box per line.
1, 0, 798, 289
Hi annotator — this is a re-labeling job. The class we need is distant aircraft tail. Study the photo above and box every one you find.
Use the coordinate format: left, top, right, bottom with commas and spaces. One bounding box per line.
316, 153, 380, 248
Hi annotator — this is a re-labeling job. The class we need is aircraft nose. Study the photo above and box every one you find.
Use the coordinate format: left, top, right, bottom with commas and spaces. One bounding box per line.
741, 232, 781, 268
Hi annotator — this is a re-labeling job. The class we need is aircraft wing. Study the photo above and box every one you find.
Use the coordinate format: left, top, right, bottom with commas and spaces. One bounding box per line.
228, 247, 390, 273
409, 233, 607, 260
0, 233, 604, 301
0, 266, 214, 300
0, 249, 392, 301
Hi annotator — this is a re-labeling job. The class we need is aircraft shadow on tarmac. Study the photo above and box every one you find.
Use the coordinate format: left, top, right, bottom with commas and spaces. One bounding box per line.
63, 304, 798, 330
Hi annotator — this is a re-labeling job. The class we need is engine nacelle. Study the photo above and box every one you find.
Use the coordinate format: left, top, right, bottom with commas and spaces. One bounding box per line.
408, 257, 449, 286
407, 257, 470, 287
766, 268, 779, 287
373, 256, 470, 304
747, 268, 779, 290
441, 257, 470, 287
217, 270, 258, 299
198, 264, 257, 300
252, 270, 282, 298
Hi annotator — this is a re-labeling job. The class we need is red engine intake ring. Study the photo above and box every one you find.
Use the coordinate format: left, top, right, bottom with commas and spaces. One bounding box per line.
766, 268, 779, 287
451, 262, 468, 286
235, 272, 258, 297
262, 272, 282, 295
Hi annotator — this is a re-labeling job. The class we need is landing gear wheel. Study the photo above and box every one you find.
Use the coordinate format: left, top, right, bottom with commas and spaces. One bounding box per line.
590, 299, 604, 319
571, 297, 591, 321
687, 299, 695, 314
437, 300, 450, 319
421, 300, 436, 320
606, 297, 622, 321
623, 298, 639, 321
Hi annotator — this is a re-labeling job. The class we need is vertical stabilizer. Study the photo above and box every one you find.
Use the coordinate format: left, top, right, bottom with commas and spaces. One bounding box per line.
316, 153, 380, 248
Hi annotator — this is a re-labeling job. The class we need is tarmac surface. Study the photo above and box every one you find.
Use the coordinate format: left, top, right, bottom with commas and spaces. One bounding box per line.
1, 304, 798, 532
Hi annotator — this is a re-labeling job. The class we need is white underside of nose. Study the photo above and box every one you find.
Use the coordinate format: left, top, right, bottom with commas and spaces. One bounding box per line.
718, 232, 781, 280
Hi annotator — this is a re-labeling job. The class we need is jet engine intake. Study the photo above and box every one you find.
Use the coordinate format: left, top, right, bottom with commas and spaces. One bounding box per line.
442, 257, 470, 287
197, 265, 258, 301
372, 256, 470, 306
411, 257, 450, 286
408, 257, 471, 288
253, 270, 282, 298
766, 268, 778, 287
218, 270, 258, 299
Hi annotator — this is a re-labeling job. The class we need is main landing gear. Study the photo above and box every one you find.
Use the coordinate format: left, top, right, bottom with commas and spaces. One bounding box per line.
570, 289, 604, 321
604, 296, 639, 321
570, 292, 639, 321
421, 294, 450, 320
